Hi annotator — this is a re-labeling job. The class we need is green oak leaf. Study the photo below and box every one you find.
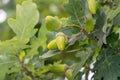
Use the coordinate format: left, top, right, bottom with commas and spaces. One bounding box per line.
90, 9, 106, 47
104, 3, 120, 21
94, 48, 120, 80
0, 55, 20, 80
8, 1, 39, 43
102, 3, 120, 33
72, 47, 92, 80
26, 21, 48, 58
64, 0, 86, 27
116, 28, 120, 39
15, 0, 32, 4
102, 3, 120, 43
41, 50, 60, 59
0, 38, 28, 54
107, 32, 120, 49
113, 14, 120, 26
38, 21, 48, 51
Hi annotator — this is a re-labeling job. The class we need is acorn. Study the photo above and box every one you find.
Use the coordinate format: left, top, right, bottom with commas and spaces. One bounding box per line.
47, 39, 57, 50
50, 64, 68, 73
45, 16, 61, 31
56, 32, 67, 51
87, 0, 96, 14
65, 69, 72, 80
85, 13, 93, 33
19, 50, 25, 61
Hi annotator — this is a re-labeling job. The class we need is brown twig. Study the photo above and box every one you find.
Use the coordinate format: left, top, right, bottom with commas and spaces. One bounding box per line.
16, 54, 35, 80
80, 28, 89, 35
85, 66, 95, 72
117, 50, 120, 55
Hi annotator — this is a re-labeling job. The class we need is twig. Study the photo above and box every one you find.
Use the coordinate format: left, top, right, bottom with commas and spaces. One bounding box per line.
85, 66, 95, 72
117, 50, 120, 55
80, 28, 89, 35
16, 54, 35, 80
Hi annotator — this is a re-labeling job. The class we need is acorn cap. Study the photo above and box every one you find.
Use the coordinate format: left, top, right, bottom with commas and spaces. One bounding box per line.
45, 16, 53, 21
56, 32, 65, 37
56, 32, 68, 44
65, 69, 72, 80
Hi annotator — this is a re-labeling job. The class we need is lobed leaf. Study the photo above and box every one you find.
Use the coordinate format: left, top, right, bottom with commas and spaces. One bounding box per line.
41, 50, 60, 59
26, 21, 48, 58
94, 48, 120, 80
64, 0, 86, 27
72, 47, 92, 80
8, 1, 39, 43
0, 38, 28, 54
0, 55, 20, 80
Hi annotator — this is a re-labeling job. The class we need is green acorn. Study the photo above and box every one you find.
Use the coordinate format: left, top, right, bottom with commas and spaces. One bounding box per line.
47, 39, 57, 50
65, 69, 72, 80
19, 50, 25, 61
50, 64, 68, 73
87, 0, 96, 14
56, 32, 66, 51
85, 13, 94, 33
45, 16, 61, 31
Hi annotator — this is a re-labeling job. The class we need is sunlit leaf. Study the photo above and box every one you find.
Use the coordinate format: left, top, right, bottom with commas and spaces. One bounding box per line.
0, 38, 28, 54
8, 1, 39, 43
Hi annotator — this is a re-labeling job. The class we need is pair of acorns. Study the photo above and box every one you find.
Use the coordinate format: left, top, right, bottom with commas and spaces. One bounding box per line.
47, 32, 67, 51
50, 64, 72, 80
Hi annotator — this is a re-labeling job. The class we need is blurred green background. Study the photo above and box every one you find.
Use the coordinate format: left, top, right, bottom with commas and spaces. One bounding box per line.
0, 0, 68, 41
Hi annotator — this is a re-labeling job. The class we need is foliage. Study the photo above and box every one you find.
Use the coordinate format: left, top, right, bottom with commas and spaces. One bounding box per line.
94, 48, 120, 80
0, 0, 120, 80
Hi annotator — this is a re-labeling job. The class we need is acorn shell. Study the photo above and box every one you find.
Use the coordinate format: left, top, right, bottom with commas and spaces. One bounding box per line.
65, 69, 72, 80
56, 35, 66, 51
88, 0, 96, 14
50, 64, 67, 73
45, 16, 61, 31
47, 39, 57, 50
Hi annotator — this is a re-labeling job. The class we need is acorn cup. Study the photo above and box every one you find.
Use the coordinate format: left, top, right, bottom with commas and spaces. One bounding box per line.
45, 16, 61, 31
65, 69, 72, 80
56, 32, 67, 51
47, 39, 57, 50
49, 64, 68, 73
87, 0, 96, 14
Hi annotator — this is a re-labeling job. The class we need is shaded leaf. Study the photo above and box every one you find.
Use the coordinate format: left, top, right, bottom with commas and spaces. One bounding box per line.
90, 9, 106, 47
116, 28, 120, 39
0, 55, 20, 80
61, 26, 80, 36
113, 14, 120, 26
94, 48, 120, 80
64, 0, 86, 27
41, 50, 60, 59
38, 21, 48, 51
107, 32, 120, 49
26, 21, 48, 58
102, 3, 120, 34
104, 3, 120, 21
72, 47, 92, 80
